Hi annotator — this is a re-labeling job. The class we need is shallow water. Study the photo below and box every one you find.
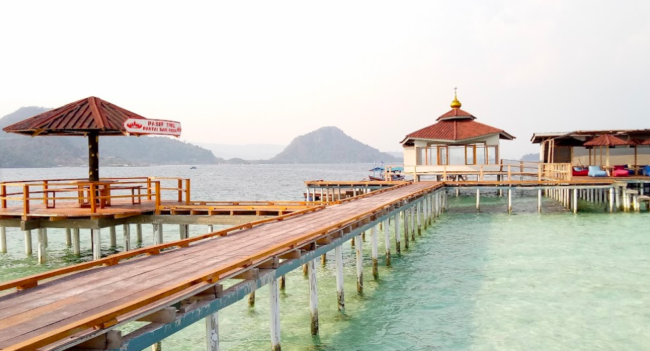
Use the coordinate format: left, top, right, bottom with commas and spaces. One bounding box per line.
1, 165, 649, 350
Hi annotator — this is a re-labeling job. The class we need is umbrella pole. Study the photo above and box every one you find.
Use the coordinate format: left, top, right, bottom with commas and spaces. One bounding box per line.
606, 146, 610, 167
88, 132, 99, 182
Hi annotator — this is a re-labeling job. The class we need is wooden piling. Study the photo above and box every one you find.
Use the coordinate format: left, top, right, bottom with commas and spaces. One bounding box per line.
206, 312, 219, 351
179, 224, 187, 240
410, 207, 416, 241
248, 291, 255, 307
0, 227, 6, 254
308, 259, 319, 335
371, 225, 379, 279
572, 188, 578, 214
136, 224, 143, 245
154, 224, 163, 245
269, 278, 281, 351
37, 228, 47, 265
321, 253, 327, 266
108, 226, 116, 248
609, 187, 615, 213
403, 210, 409, 249
335, 245, 344, 311
24, 230, 32, 256
394, 214, 401, 254
383, 219, 391, 266
92, 229, 101, 260
476, 189, 480, 213
537, 189, 542, 213
416, 202, 422, 236
72, 228, 80, 255
508, 189, 512, 214
280, 275, 286, 290
355, 234, 363, 294
123, 224, 131, 251
152, 342, 162, 351
65, 228, 72, 247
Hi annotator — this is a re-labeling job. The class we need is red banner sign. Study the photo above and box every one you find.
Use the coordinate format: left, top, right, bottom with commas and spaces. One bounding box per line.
124, 118, 182, 137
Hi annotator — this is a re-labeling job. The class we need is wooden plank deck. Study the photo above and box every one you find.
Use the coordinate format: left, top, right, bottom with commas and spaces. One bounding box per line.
0, 200, 319, 220
0, 182, 440, 350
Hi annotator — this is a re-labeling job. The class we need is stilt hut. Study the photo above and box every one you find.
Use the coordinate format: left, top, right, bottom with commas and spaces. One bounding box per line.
401, 90, 515, 180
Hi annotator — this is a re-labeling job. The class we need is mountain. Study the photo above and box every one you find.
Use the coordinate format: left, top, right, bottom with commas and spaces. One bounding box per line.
386, 151, 404, 160
520, 153, 540, 162
0, 107, 222, 167
269, 126, 400, 164
197, 143, 286, 160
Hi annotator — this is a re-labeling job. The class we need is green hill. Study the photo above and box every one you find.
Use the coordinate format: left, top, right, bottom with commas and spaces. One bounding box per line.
0, 107, 221, 167
269, 126, 400, 164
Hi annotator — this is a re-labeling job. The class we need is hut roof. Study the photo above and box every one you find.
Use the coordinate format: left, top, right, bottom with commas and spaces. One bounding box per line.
401, 91, 514, 144
436, 108, 476, 121
583, 134, 631, 147
2, 96, 147, 136
402, 119, 514, 143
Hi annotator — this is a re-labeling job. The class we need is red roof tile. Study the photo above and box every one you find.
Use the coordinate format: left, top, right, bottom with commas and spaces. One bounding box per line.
3, 96, 148, 136
437, 108, 475, 121
403, 119, 514, 142
583, 134, 631, 147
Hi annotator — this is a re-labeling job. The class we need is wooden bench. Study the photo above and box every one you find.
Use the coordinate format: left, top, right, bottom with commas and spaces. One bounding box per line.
32, 188, 81, 208
107, 186, 143, 205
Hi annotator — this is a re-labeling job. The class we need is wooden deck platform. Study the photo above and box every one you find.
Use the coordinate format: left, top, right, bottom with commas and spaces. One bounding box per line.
0, 200, 319, 220
0, 182, 440, 350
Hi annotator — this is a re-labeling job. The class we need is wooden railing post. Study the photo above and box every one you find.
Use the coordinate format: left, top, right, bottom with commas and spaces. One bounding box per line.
147, 178, 152, 200
177, 179, 183, 202
185, 179, 191, 205
538, 164, 542, 181
1, 184, 6, 209
155, 181, 162, 214
90, 183, 97, 213
507, 165, 512, 181
520, 161, 524, 173
43, 180, 49, 207
23, 185, 30, 216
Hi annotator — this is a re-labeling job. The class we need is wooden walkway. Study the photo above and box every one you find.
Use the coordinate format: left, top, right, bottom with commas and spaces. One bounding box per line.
0, 182, 440, 350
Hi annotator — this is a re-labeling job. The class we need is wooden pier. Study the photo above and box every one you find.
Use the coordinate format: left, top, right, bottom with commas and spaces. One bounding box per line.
0, 181, 444, 351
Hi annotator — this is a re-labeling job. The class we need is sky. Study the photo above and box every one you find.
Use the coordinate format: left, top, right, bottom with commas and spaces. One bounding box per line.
1, 0, 649, 159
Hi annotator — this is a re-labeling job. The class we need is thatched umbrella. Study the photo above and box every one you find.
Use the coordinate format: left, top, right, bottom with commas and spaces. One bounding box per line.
2, 96, 181, 181
583, 134, 631, 167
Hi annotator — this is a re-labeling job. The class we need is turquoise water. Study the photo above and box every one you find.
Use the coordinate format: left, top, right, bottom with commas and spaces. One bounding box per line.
2, 166, 650, 350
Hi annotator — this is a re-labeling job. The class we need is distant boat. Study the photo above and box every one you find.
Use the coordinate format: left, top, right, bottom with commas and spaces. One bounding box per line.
363, 165, 405, 181
190, 166, 197, 169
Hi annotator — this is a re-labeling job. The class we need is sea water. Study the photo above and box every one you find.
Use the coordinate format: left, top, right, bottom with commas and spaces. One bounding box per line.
1, 165, 649, 350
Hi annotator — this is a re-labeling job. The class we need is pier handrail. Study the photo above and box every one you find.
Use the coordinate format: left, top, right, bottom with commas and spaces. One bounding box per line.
0, 177, 192, 216
1, 182, 441, 350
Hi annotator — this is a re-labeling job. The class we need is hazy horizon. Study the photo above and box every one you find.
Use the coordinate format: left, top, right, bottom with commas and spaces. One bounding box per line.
1, 1, 648, 160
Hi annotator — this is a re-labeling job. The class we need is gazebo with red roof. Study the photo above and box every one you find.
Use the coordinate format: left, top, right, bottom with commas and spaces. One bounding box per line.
3, 96, 181, 182
400, 90, 514, 176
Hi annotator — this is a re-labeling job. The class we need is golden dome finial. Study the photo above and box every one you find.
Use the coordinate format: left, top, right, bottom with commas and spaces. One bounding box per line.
451, 87, 462, 109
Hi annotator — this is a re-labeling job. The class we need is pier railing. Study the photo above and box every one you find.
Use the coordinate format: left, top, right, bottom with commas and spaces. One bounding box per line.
399, 160, 573, 182
0, 177, 191, 218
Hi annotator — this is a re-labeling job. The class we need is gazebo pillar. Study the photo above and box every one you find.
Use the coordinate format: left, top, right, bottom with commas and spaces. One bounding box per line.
88, 132, 100, 182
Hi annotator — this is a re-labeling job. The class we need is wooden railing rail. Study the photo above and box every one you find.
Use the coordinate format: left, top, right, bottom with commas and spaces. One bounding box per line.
1, 182, 442, 351
0, 178, 184, 217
